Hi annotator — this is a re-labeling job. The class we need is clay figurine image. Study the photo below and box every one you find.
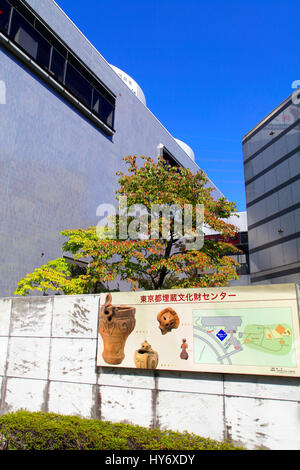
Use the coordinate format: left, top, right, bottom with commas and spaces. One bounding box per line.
180, 338, 189, 360
134, 341, 159, 369
157, 307, 180, 335
98, 293, 136, 365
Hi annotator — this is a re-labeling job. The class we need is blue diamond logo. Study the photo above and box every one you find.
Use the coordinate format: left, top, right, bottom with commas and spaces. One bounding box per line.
216, 329, 227, 341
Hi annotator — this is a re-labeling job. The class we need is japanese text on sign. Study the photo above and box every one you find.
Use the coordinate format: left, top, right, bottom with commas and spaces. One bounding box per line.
140, 292, 236, 303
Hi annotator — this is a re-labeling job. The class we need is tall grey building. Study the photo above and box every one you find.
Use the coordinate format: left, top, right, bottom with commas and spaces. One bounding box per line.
0, 0, 226, 296
242, 91, 300, 284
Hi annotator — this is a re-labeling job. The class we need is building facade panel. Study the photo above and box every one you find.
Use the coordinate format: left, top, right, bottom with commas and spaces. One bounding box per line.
243, 99, 300, 164
245, 146, 300, 205
248, 208, 299, 251
243, 92, 300, 285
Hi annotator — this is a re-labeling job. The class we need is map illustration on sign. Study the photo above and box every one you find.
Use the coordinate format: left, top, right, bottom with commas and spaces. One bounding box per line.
193, 307, 295, 368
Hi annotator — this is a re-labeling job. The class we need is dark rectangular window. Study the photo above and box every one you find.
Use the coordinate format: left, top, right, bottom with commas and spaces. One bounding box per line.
162, 149, 181, 168
1, 0, 116, 132
10, 9, 51, 69
9, 0, 34, 24
92, 88, 114, 127
101, 95, 114, 128
236, 263, 250, 275
239, 232, 248, 245
35, 18, 67, 59
65, 62, 92, 108
0, 0, 12, 34
50, 47, 65, 84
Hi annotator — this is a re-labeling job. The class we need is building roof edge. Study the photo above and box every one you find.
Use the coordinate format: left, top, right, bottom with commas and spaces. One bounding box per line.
242, 92, 294, 143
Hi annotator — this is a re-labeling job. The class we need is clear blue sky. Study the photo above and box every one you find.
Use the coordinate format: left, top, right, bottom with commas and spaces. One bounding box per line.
56, 0, 299, 211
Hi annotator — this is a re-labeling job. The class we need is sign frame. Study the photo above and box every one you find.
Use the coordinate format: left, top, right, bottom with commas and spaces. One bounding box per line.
96, 284, 300, 378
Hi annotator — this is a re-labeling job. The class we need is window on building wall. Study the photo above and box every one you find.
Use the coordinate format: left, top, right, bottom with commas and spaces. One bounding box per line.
161, 148, 181, 168
9, 0, 34, 24
92, 88, 114, 128
63, 256, 88, 277
239, 232, 248, 245
35, 18, 67, 84
101, 96, 114, 128
10, 9, 52, 68
163, 153, 180, 168
0, 0, 11, 34
65, 62, 93, 108
49, 47, 65, 84
1, 0, 116, 132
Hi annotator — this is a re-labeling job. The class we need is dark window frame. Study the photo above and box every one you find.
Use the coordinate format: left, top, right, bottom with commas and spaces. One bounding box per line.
10, 8, 52, 69
0, 0, 13, 34
158, 145, 182, 168
65, 60, 93, 109
0, 0, 116, 132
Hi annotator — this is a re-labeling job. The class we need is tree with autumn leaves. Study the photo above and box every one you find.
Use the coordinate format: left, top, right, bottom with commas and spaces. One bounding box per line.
15, 155, 240, 296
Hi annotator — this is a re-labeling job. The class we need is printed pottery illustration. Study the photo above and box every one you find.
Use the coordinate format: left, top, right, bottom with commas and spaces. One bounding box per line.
180, 338, 189, 360
134, 341, 159, 369
157, 307, 180, 335
99, 293, 136, 364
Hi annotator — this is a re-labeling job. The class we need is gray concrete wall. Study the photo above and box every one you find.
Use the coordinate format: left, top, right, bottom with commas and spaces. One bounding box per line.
0, 0, 223, 297
243, 94, 300, 284
0, 294, 299, 450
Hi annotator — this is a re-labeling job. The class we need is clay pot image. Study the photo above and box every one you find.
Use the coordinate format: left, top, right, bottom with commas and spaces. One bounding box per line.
134, 341, 159, 369
180, 338, 189, 360
157, 307, 180, 335
99, 293, 136, 365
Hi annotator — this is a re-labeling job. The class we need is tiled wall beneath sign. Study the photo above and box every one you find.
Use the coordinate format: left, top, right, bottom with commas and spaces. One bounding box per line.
0, 295, 299, 450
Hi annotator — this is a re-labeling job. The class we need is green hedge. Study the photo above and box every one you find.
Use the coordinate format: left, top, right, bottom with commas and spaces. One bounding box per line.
0, 410, 244, 450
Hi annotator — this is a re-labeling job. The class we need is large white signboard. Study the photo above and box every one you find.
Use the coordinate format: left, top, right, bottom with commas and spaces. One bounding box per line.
97, 284, 300, 377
